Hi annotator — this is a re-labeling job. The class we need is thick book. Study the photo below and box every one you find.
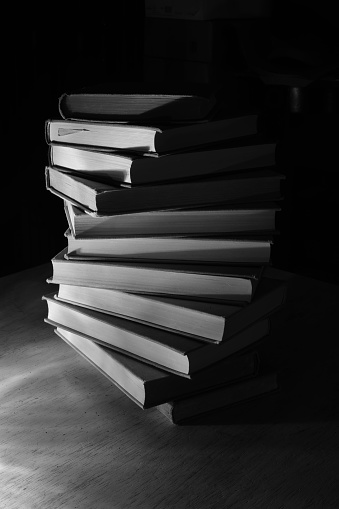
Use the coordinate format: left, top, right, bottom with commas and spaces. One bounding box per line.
58, 82, 217, 122
54, 327, 259, 408
64, 229, 272, 265
49, 248, 263, 303
47, 141, 276, 185
55, 276, 286, 343
156, 371, 278, 424
64, 201, 280, 238
45, 115, 260, 154
45, 167, 284, 215
43, 292, 270, 376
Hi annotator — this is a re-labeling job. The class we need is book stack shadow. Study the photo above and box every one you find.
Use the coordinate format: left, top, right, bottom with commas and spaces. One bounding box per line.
43, 84, 286, 424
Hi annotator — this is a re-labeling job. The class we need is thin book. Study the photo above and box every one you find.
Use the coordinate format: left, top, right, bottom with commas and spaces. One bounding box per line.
47, 141, 276, 185
43, 292, 270, 376
49, 248, 263, 303
58, 82, 218, 122
46, 166, 284, 215
64, 229, 273, 265
55, 275, 286, 343
54, 326, 260, 408
156, 371, 279, 424
46, 115, 260, 154
64, 201, 281, 238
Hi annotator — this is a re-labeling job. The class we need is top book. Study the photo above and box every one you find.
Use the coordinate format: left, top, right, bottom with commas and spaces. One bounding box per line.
58, 82, 218, 122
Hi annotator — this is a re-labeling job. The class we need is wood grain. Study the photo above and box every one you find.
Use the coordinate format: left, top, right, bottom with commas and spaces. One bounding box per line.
1, 263, 339, 508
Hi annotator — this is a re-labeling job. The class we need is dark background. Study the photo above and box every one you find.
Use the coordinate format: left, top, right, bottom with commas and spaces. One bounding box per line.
3, 1, 339, 282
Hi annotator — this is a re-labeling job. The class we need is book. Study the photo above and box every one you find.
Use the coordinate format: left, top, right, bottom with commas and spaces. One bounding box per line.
55, 276, 286, 343
43, 292, 270, 375
48, 248, 263, 303
47, 141, 276, 185
64, 229, 272, 264
45, 167, 284, 215
156, 371, 278, 424
54, 326, 259, 408
64, 201, 280, 238
45, 115, 260, 154
58, 82, 217, 122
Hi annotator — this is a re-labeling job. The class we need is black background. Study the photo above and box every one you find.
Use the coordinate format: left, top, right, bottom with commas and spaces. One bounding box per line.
3, 1, 339, 282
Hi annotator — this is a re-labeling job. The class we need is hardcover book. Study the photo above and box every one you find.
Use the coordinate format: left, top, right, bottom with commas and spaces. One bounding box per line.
64, 201, 280, 238
54, 327, 260, 408
58, 82, 218, 122
55, 275, 286, 343
46, 167, 284, 216
156, 371, 278, 424
64, 229, 273, 265
43, 292, 269, 376
49, 248, 263, 303
47, 141, 276, 185
45, 115, 260, 154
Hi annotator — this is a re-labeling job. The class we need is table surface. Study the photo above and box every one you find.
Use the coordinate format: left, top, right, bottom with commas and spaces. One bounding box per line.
1, 263, 339, 509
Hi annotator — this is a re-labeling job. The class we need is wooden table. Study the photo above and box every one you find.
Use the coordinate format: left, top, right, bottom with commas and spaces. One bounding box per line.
1, 263, 339, 508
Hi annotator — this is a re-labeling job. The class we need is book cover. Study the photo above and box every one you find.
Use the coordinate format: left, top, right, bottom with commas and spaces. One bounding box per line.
58, 82, 218, 122
157, 371, 278, 424
55, 276, 286, 343
47, 141, 276, 185
64, 229, 273, 265
45, 166, 284, 215
43, 292, 270, 376
49, 247, 263, 303
54, 327, 260, 408
64, 201, 280, 238
45, 115, 260, 154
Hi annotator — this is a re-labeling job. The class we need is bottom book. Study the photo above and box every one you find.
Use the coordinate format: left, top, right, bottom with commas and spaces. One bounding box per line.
156, 372, 278, 424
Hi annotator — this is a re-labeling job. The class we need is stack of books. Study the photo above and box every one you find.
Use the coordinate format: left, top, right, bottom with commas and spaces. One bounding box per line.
43, 83, 286, 424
